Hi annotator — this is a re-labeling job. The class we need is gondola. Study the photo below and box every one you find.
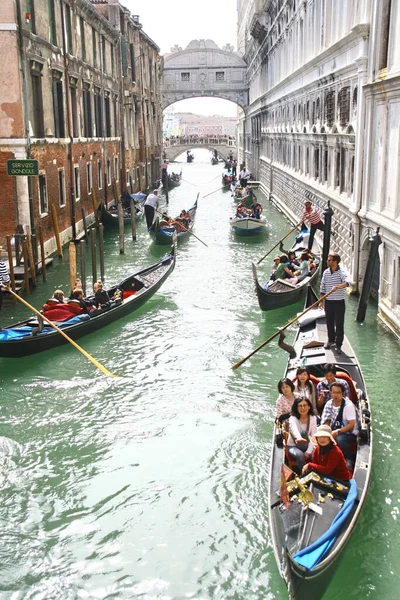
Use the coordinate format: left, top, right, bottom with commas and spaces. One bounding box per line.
149, 199, 198, 245
162, 171, 182, 188
98, 199, 143, 228
222, 173, 234, 188
186, 152, 194, 163
268, 285, 372, 599
211, 157, 219, 165
252, 232, 320, 310
230, 214, 267, 236
0, 242, 176, 358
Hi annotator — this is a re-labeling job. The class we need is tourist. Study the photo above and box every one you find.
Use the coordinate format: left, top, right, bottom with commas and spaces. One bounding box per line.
320, 253, 351, 354
274, 255, 298, 285
317, 363, 351, 408
321, 382, 358, 462
249, 197, 262, 219
302, 424, 352, 481
293, 366, 317, 410
276, 378, 300, 423
287, 397, 318, 472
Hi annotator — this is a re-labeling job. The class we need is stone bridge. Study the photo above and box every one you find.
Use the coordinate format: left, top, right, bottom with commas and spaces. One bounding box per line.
163, 137, 236, 162
161, 40, 248, 110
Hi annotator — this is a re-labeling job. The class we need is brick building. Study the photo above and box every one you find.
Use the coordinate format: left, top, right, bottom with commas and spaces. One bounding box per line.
0, 0, 162, 255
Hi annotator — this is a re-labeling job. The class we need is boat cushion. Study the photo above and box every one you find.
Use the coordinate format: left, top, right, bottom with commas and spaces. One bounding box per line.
0, 314, 90, 341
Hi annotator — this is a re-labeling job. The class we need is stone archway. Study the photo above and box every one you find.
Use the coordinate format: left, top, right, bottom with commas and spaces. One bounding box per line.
161, 40, 248, 110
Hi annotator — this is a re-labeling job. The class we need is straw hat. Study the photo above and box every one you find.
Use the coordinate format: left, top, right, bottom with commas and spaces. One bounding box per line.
311, 424, 337, 445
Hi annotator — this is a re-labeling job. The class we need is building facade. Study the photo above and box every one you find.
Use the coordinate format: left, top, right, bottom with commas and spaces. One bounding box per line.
0, 0, 162, 255
237, 0, 400, 336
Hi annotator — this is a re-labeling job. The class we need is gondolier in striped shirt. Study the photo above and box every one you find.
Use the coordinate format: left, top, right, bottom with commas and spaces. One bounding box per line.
320, 253, 351, 355
0, 245, 11, 312
298, 200, 324, 252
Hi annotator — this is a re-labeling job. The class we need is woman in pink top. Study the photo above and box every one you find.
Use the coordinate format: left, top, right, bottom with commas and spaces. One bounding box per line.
276, 378, 299, 423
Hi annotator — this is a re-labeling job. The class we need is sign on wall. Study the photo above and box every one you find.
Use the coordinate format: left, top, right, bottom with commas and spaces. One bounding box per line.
7, 159, 39, 176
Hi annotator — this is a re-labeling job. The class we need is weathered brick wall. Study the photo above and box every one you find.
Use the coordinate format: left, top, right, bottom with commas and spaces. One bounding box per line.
0, 150, 16, 246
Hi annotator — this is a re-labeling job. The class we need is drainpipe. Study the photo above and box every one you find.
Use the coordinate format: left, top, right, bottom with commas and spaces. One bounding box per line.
15, 0, 34, 234
351, 44, 369, 291
60, 0, 76, 239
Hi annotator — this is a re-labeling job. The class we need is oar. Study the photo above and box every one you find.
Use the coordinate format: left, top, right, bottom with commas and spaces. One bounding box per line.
232, 289, 336, 370
7, 289, 119, 378
203, 186, 222, 198
257, 225, 299, 265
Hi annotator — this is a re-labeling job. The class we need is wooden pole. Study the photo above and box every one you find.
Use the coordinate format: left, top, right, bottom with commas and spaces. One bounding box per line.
80, 240, 86, 296
130, 198, 137, 241
25, 226, 36, 286
90, 227, 97, 284
91, 186, 99, 228
98, 223, 105, 281
50, 202, 62, 257
22, 238, 30, 294
38, 225, 46, 282
5, 235, 16, 301
81, 207, 88, 239
69, 242, 77, 294
129, 175, 133, 193
257, 225, 299, 265
118, 201, 124, 254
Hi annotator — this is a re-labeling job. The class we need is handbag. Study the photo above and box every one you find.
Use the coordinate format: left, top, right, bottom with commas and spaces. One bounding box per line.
295, 416, 310, 452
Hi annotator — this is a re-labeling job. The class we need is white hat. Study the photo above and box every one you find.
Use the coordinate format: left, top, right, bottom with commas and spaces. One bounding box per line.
311, 424, 337, 445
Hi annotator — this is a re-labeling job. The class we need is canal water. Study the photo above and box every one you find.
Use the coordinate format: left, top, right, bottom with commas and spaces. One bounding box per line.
0, 149, 399, 599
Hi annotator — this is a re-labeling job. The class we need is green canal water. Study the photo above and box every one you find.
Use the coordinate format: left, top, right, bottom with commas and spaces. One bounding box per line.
0, 149, 399, 599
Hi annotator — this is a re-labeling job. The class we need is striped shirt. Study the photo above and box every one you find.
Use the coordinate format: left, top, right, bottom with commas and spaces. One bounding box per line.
0, 260, 10, 285
320, 266, 350, 300
301, 207, 322, 225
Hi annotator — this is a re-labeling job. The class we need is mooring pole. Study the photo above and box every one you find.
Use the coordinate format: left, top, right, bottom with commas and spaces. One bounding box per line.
322, 201, 334, 271
356, 228, 382, 322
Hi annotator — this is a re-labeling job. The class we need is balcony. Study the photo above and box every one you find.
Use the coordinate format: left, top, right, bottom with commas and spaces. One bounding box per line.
250, 11, 268, 44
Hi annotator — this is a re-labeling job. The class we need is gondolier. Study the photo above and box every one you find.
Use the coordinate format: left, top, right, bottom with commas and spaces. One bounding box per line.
144, 190, 159, 229
320, 253, 351, 354
298, 200, 324, 252
239, 166, 250, 188
0, 245, 11, 312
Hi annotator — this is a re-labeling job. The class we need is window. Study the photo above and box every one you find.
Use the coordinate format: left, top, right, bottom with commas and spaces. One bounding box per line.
92, 28, 97, 68
31, 67, 44, 137
113, 96, 118, 137
324, 90, 335, 128
39, 173, 48, 214
102, 37, 107, 71
107, 159, 111, 185
98, 160, 103, 189
104, 94, 111, 137
111, 44, 115, 76
314, 147, 319, 179
114, 156, 119, 181
74, 165, 80, 201
86, 162, 92, 194
52, 74, 65, 138
48, 0, 56, 45
181, 72, 190, 81
80, 17, 86, 61
58, 169, 65, 206
94, 88, 103, 137
130, 43, 136, 81
338, 87, 350, 129
64, 4, 72, 54
27, 0, 36, 34
82, 85, 92, 137
70, 84, 79, 137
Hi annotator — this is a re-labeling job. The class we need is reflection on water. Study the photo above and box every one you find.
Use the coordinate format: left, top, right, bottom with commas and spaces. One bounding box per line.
0, 149, 399, 599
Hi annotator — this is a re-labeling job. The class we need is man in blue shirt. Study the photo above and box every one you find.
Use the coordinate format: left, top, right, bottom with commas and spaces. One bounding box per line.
320, 253, 351, 354
0, 245, 11, 312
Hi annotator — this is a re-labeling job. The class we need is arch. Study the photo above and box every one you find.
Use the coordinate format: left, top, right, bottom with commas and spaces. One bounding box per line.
161, 40, 248, 110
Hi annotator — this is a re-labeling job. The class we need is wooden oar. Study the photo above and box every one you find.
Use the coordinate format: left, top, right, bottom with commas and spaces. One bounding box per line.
203, 186, 222, 198
232, 289, 335, 370
257, 224, 299, 265
7, 289, 119, 378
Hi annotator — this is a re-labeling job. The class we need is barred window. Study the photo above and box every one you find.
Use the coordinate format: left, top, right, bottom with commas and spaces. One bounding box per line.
324, 90, 335, 128
352, 86, 358, 116
216, 71, 225, 81
39, 173, 48, 214
181, 72, 190, 82
338, 87, 351, 128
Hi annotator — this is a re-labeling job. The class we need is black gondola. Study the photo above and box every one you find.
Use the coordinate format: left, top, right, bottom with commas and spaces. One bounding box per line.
0, 243, 176, 358
269, 285, 372, 599
252, 257, 320, 311
98, 201, 143, 228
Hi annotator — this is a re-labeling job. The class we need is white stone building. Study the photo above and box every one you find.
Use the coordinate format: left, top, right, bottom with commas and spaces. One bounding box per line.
237, 0, 400, 337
